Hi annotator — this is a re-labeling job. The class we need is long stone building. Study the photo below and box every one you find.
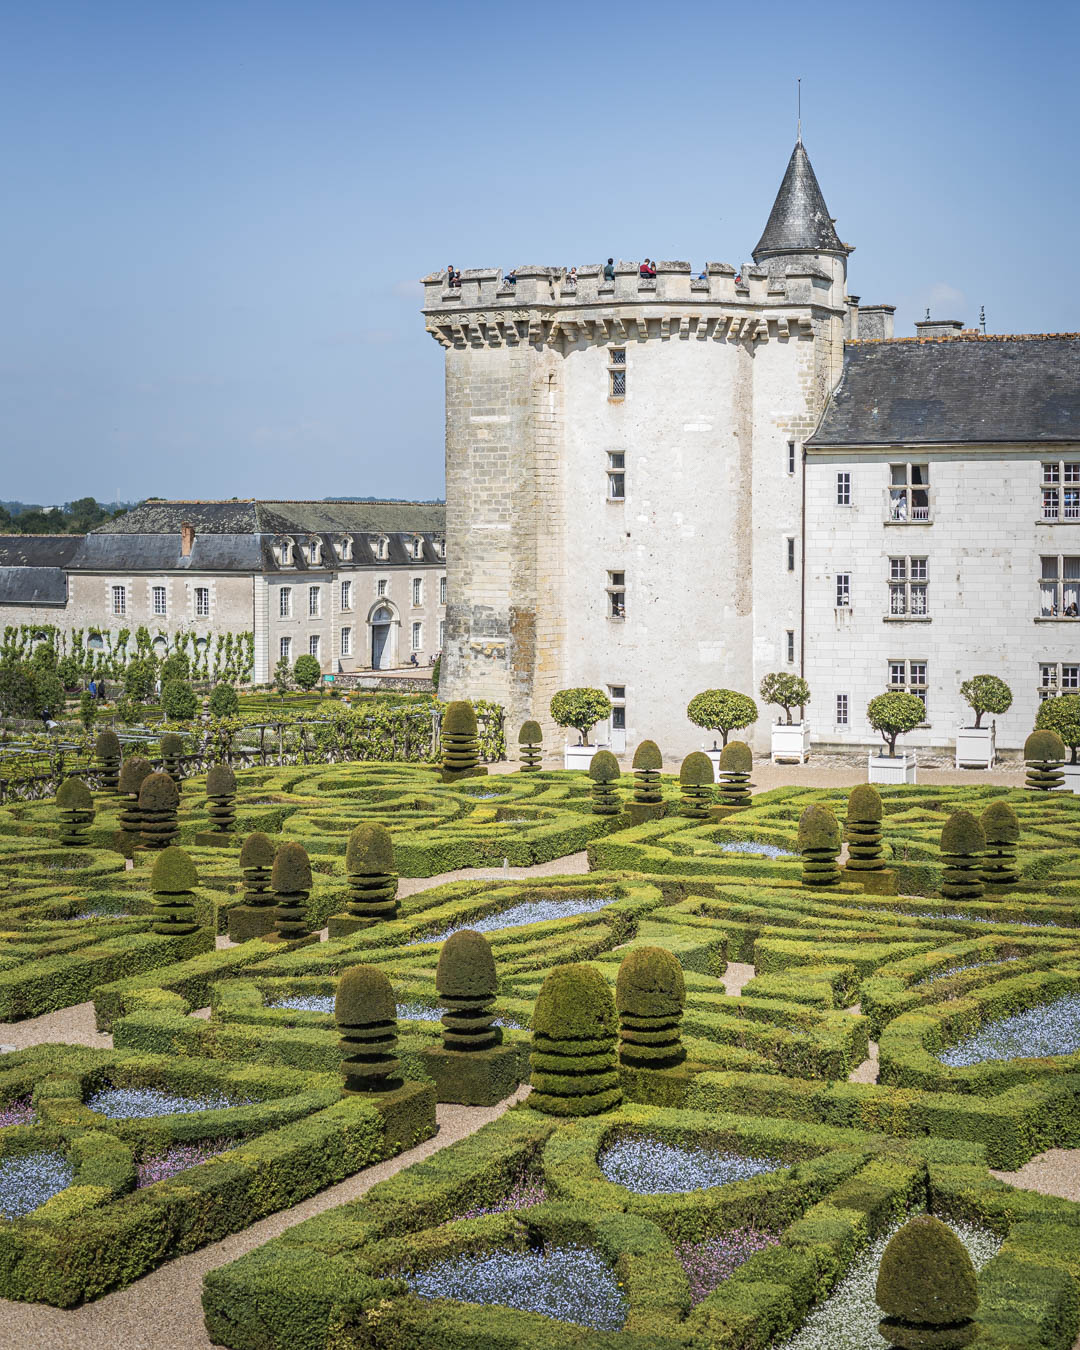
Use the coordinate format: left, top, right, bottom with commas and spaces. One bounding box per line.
422, 137, 1079, 756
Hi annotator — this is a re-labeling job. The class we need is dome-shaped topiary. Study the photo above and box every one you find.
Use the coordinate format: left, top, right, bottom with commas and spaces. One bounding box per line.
346, 822, 395, 874
139, 771, 180, 850
1025, 728, 1067, 791
876, 1214, 978, 1348
240, 830, 275, 869
848, 783, 884, 823
160, 732, 184, 758
56, 777, 93, 811
239, 831, 276, 909
56, 776, 94, 846
981, 800, 1020, 892
272, 841, 313, 941
443, 700, 478, 737
533, 963, 618, 1042
518, 720, 542, 745
531, 963, 620, 1116
117, 755, 152, 796
334, 964, 401, 1094
588, 749, 622, 815
441, 700, 482, 781
342, 823, 398, 924
630, 741, 664, 814
588, 749, 620, 783
718, 741, 752, 775
149, 845, 199, 935
205, 763, 237, 833
940, 810, 986, 903
151, 845, 199, 894
517, 719, 543, 772
335, 963, 397, 1026
797, 803, 842, 887
632, 740, 662, 772
436, 929, 500, 1052
140, 771, 179, 811
981, 799, 1020, 845
846, 783, 885, 871
680, 751, 714, 787
616, 946, 686, 1069
717, 740, 754, 807
95, 728, 121, 759
941, 810, 985, 857
206, 764, 236, 797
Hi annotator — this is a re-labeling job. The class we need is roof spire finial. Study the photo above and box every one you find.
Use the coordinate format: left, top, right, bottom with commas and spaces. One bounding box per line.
797, 77, 802, 144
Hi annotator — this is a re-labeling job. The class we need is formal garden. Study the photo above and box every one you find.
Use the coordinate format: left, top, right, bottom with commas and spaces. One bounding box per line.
2, 702, 1080, 1348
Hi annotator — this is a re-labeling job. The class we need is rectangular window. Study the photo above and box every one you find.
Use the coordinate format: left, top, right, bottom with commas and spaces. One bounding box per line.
340, 626, 351, 656
1065, 664, 1080, 689
836, 472, 851, 506
411, 621, 422, 651
607, 451, 625, 500
1039, 663, 1080, 700
786, 537, 796, 572
309, 635, 320, 658
785, 629, 795, 663
608, 348, 626, 398
1042, 462, 1080, 521
607, 570, 626, 619
439, 575, 447, 605
279, 636, 291, 661
835, 573, 851, 608
279, 587, 291, 618
377, 579, 387, 597
340, 580, 352, 611
308, 585, 320, 617
1040, 555, 1080, 617
194, 586, 210, 618
112, 585, 126, 616
412, 577, 422, 607
152, 585, 167, 616
889, 660, 929, 717
787, 441, 796, 475
889, 462, 930, 521
836, 693, 849, 726
439, 619, 445, 648
889, 557, 929, 616
608, 684, 626, 733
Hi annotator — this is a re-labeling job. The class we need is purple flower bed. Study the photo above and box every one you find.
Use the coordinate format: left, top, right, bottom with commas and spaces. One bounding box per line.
0, 1098, 36, 1128
452, 1174, 547, 1221
136, 1138, 231, 1188
676, 1229, 780, 1305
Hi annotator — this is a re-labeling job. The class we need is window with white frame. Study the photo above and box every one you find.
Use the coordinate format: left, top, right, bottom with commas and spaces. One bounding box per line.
439, 575, 447, 605
835, 573, 851, 608
340, 580, 352, 610
1040, 556, 1080, 617
607, 570, 626, 618
836, 693, 849, 726
194, 586, 210, 618
1039, 662, 1080, 700
109, 584, 126, 616
889, 462, 930, 521
607, 451, 625, 500
279, 587, 292, 618
279, 636, 291, 661
608, 347, 626, 398
309, 635, 320, 658
340, 626, 351, 657
309, 538, 321, 565
412, 577, 422, 607
309, 585, 320, 617
608, 684, 626, 734
785, 630, 795, 663
439, 619, 445, 648
280, 539, 293, 565
372, 536, 389, 561
787, 441, 796, 475
889, 557, 928, 616
1042, 462, 1080, 521
340, 536, 353, 561
152, 585, 167, 616
889, 659, 929, 716
836, 472, 851, 506
786, 537, 796, 572
376, 578, 387, 597
411, 621, 422, 651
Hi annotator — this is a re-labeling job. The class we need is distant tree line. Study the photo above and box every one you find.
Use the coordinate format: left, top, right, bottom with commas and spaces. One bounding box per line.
0, 498, 132, 534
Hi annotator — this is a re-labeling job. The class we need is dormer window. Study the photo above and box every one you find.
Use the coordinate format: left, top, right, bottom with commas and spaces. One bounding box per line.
309, 538, 322, 566
409, 534, 424, 561
371, 535, 390, 562
280, 538, 293, 566
433, 536, 446, 560
339, 536, 353, 562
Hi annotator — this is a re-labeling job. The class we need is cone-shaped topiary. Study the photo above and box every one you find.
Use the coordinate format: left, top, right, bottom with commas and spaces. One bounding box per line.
1025, 729, 1066, 791
116, 755, 153, 845
95, 728, 121, 793
344, 822, 398, 923
334, 964, 401, 1093
798, 803, 842, 887
271, 841, 312, 940
717, 740, 753, 807
518, 720, 543, 772
436, 929, 501, 1052
981, 800, 1020, 891
846, 783, 885, 871
940, 810, 986, 902
588, 749, 622, 815
139, 771, 180, 850
205, 763, 237, 834
159, 732, 185, 784
239, 831, 276, 906
149, 846, 200, 936
876, 1214, 978, 1349
530, 963, 621, 1116
631, 740, 663, 805
679, 751, 715, 818
441, 700, 480, 781
56, 777, 94, 846
616, 946, 686, 1069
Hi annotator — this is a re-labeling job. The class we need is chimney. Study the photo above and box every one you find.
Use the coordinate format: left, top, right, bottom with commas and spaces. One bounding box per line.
180, 522, 195, 557
857, 304, 895, 342
915, 317, 965, 339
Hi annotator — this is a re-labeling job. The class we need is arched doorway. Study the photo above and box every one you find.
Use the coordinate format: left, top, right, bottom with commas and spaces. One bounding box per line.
370, 606, 393, 670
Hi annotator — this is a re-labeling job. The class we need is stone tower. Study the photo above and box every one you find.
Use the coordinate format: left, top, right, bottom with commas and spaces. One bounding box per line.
422, 140, 854, 756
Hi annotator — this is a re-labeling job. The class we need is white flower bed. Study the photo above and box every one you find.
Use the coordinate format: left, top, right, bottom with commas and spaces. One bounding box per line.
599, 1134, 782, 1194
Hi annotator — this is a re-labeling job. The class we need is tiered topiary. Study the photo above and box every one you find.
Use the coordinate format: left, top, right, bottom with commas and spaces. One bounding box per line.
334, 964, 401, 1094
940, 810, 986, 901
95, 728, 121, 793
717, 740, 753, 807
616, 946, 685, 1069
116, 755, 153, 846
139, 771, 180, 850
846, 784, 884, 870
530, 963, 621, 1116
440, 700, 486, 783
149, 846, 200, 936
518, 720, 543, 771
628, 740, 664, 823
797, 803, 842, 887
271, 841, 313, 942
679, 751, 715, 818
205, 764, 237, 833
876, 1214, 978, 1349
1025, 729, 1066, 791
588, 749, 622, 815
159, 732, 186, 785
981, 799, 1020, 891
56, 777, 94, 846
227, 831, 279, 941
340, 823, 398, 928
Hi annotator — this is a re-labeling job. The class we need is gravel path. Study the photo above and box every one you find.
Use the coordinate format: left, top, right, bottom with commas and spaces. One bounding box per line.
397, 851, 591, 897
720, 962, 755, 997
848, 1040, 880, 1084
991, 1149, 1080, 1203
0, 1001, 112, 1052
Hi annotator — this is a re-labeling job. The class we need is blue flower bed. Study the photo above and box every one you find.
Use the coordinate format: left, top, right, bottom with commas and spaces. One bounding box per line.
86, 1086, 240, 1119
914, 956, 1019, 986
907, 912, 1059, 929
938, 993, 1080, 1067
716, 839, 795, 860
422, 896, 617, 943
403, 1244, 627, 1330
599, 1135, 782, 1194
268, 995, 336, 1014
0, 1151, 73, 1219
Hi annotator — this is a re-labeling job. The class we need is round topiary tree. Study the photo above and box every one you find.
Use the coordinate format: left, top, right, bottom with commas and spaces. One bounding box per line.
632, 740, 663, 806
441, 700, 480, 780
717, 740, 753, 807
1035, 693, 1080, 765
616, 946, 686, 1069
530, 963, 621, 1116
334, 964, 401, 1094
271, 841, 313, 940
1025, 729, 1066, 790
344, 822, 398, 923
759, 672, 811, 725
56, 777, 94, 846
686, 689, 758, 747
549, 687, 612, 747
798, 803, 842, 887
679, 751, 715, 818
846, 784, 884, 872
867, 692, 926, 758
435, 929, 500, 1052
960, 674, 1012, 729
161, 679, 198, 721
293, 653, 322, 691
940, 810, 986, 902
139, 770, 180, 850
208, 682, 239, 718
876, 1214, 978, 1349
240, 831, 277, 906
95, 728, 121, 793
149, 846, 200, 936
205, 763, 237, 833
588, 749, 622, 816
981, 800, 1020, 891
518, 720, 543, 772
116, 755, 153, 844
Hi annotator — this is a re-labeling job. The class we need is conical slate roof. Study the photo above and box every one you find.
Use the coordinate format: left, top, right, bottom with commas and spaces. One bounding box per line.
753, 138, 846, 260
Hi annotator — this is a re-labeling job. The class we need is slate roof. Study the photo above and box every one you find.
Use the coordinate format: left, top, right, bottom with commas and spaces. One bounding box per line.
98, 500, 445, 536
753, 138, 846, 260
68, 534, 267, 572
0, 536, 83, 568
0, 567, 67, 606
808, 334, 1080, 448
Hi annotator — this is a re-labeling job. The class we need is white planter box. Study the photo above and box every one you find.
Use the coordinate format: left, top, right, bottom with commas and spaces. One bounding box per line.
955, 725, 996, 769
868, 752, 917, 785
563, 744, 598, 771
706, 748, 723, 782
771, 723, 810, 765
1062, 763, 1080, 794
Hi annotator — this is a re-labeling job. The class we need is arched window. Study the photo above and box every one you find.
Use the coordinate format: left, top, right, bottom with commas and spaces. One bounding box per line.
88, 632, 104, 650
371, 606, 393, 626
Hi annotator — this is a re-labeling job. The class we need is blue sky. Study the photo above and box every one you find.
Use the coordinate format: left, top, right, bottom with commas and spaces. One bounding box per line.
0, 0, 1075, 504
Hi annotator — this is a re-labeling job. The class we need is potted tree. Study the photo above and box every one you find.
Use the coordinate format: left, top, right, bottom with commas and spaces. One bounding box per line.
687, 689, 758, 780
1035, 694, 1080, 792
550, 687, 614, 770
956, 674, 1011, 769
866, 691, 925, 783
760, 672, 811, 764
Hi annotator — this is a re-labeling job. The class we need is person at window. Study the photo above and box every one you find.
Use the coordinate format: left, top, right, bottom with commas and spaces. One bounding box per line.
447, 265, 461, 287
603, 258, 615, 281
891, 492, 908, 521
639, 258, 656, 278
504, 269, 516, 285
1066, 603, 1079, 617
698, 268, 707, 280
566, 266, 577, 285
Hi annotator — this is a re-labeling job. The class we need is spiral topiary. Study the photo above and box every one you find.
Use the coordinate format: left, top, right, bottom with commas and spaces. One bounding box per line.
616, 946, 686, 1069
717, 740, 753, 807
940, 810, 986, 901
980, 800, 1020, 891
159, 732, 185, 784
239, 831, 276, 906
632, 740, 663, 805
530, 963, 621, 1116
56, 777, 94, 846
436, 929, 500, 1052
95, 728, 121, 793
149, 846, 200, 936
441, 700, 480, 780
798, 803, 842, 886
518, 720, 542, 772
875, 1214, 978, 1349
344, 822, 398, 923
1025, 729, 1066, 791
846, 783, 884, 871
335, 964, 401, 1093
271, 841, 312, 940
205, 763, 237, 833
588, 749, 621, 815
679, 751, 715, 818
138, 771, 180, 850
